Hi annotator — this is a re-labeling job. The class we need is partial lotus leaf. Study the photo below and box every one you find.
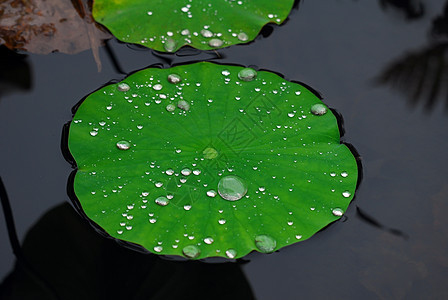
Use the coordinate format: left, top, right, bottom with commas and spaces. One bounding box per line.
68, 62, 358, 259
92, 0, 296, 52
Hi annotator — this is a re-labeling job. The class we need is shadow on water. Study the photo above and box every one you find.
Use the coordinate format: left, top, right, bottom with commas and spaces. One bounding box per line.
378, 0, 425, 20
0, 46, 32, 99
376, 0, 448, 113
0, 197, 255, 300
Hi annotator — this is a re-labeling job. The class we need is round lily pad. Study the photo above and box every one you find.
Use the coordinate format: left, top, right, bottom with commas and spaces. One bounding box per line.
68, 62, 358, 259
92, 0, 296, 52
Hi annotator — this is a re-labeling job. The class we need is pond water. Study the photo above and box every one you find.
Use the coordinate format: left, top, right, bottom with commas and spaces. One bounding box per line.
1, 0, 448, 299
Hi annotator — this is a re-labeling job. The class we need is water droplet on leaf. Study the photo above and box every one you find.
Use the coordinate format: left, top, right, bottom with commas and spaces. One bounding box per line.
167, 73, 181, 84
153, 84, 163, 91
238, 68, 257, 82
177, 100, 190, 111
166, 104, 176, 112
218, 175, 248, 201
237, 32, 249, 41
117, 83, 130, 92
201, 29, 213, 38
255, 234, 277, 253
209, 38, 223, 47
332, 208, 344, 216
204, 237, 214, 244
342, 191, 351, 198
164, 38, 177, 52
116, 140, 131, 150
181, 168, 192, 176
155, 196, 169, 206
311, 104, 327, 116
207, 190, 217, 197
182, 245, 200, 259
203, 147, 218, 159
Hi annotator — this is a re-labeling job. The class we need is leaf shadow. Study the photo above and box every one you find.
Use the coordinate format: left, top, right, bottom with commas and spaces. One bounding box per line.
0, 203, 255, 300
375, 1, 448, 113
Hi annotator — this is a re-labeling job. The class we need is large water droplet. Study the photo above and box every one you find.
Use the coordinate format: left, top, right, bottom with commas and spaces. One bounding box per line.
218, 175, 248, 201
116, 140, 131, 150
238, 68, 257, 82
225, 249, 237, 259
182, 245, 200, 259
209, 38, 223, 47
154, 246, 163, 252
332, 208, 344, 216
311, 104, 327, 116
203, 147, 218, 159
255, 234, 276, 253
155, 196, 169, 206
117, 83, 130, 92
167, 73, 181, 84
342, 191, 351, 198
165, 169, 174, 176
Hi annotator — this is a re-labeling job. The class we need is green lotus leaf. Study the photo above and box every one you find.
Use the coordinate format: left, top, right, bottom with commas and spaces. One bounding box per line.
68, 62, 358, 260
92, 0, 296, 52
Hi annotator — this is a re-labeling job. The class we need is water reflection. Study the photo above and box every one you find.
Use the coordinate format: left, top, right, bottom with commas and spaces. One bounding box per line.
0, 46, 31, 99
378, 0, 425, 20
377, 1, 448, 112
0, 203, 254, 300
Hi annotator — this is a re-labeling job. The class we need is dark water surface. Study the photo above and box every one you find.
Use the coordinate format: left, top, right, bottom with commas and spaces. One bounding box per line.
1, 1, 448, 299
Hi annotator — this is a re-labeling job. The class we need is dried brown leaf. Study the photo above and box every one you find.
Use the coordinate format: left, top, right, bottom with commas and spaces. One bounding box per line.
0, 0, 111, 70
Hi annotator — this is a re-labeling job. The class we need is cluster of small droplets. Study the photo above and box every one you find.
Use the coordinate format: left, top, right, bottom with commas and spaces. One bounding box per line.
78, 62, 357, 261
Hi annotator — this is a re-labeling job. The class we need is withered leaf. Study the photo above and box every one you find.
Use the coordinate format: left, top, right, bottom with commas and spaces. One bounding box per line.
0, 0, 111, 70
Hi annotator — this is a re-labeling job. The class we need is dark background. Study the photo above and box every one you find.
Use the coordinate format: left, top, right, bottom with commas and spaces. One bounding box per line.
1, 0, 448, 299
